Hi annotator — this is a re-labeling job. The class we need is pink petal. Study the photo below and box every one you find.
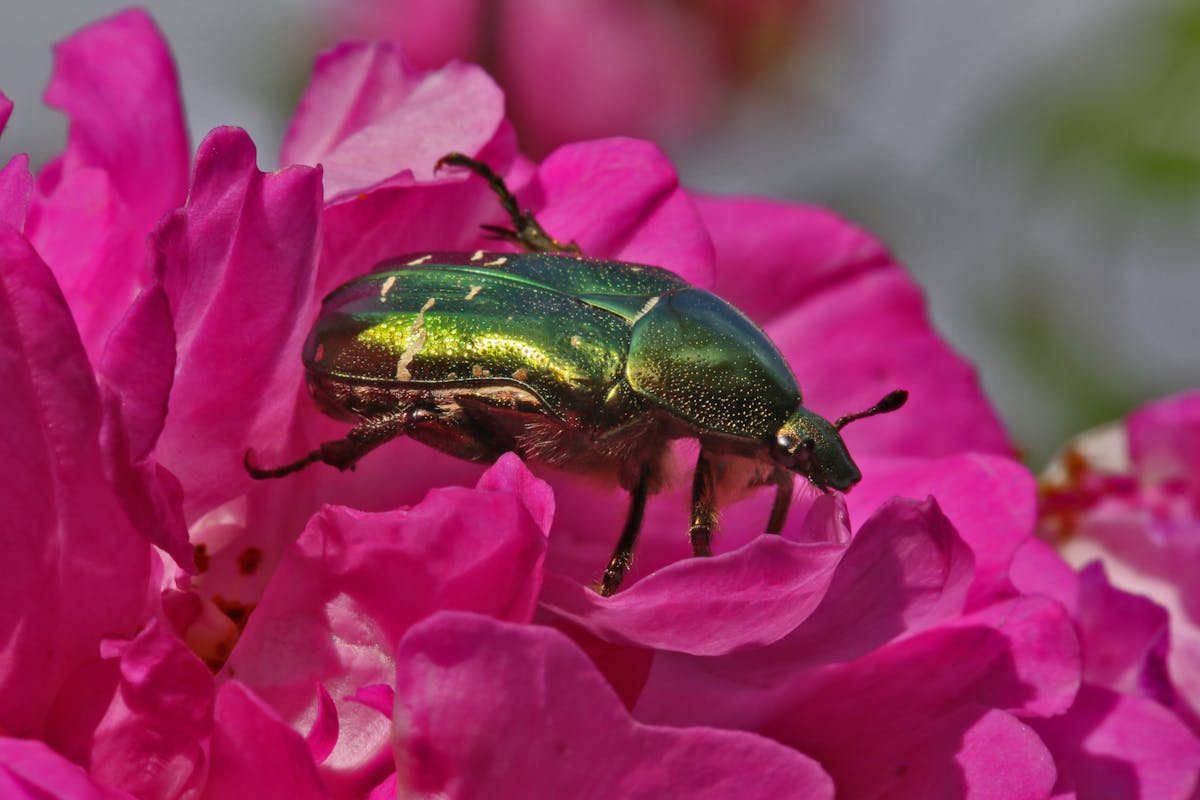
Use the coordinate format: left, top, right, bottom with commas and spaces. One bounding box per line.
848, 453, 1037, 606
282, 42, 504, 198
205, 681, 328, 800
1030, 684, 1200, 800
394, 612, 834, 799
0, 226, 149, 737
0, 89, 10, 133
153, 126, 322, 524
84, 621, 213, 799
1128, 389, 1200, 491
696, 195, 1011, 459
527, 138, 715, 285
0, 738, 130, 800
28, 10, 188, 362
0, 153, 32, 230
38, 9, 187, 227
542, 496, 971, 660
306, 684, 339, 765
224, 456, 550, 795
97, 285, 190, 566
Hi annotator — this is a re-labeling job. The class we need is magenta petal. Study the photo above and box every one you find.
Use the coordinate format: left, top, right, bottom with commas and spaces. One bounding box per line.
153, 126, 322, 521
85, 621, 213, 799
39, 9, 187, 226
394, 612, 834, 799
530, 138, 714, 285
225, 457, 550, 794
0, 225, 149, 736
282, 42, 504, 197
849, 453, 1037, 605
206, 681, 328, 800
97, 285, 189, 565
306, 684, 339, 765
1031, 684, 1200, 800
0, 153, 32, 230
0, 738, 130, 800
28, 10, 188, 363
0, 89, 10, 132
1128, 389, 1200, 491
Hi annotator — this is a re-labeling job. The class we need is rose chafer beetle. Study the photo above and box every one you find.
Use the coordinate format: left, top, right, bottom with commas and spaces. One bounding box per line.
247, 153, 907, 595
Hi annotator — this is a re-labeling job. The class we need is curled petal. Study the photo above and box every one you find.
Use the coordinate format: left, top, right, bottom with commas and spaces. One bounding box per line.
394, 612, 834, 799
0, 226, 148, 737
0, 738, 130, 800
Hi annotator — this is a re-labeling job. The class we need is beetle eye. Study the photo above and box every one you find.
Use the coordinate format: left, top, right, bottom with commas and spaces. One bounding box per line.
776, 433, 799, 453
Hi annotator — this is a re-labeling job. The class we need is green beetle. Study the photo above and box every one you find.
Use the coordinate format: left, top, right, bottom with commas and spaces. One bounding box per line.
247, 154, 906, 595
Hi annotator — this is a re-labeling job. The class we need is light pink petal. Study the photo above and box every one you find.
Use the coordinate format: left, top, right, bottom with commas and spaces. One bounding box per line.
28, 10, 188, 362
526, 138, 714, 285
0, 153, 32, 230
498, 0, 719, 157
0, 226, 149, 737
323, 0, 483, 68
696, 195, 1011, 459
1031, 684, 1200, 800
84, 621, 213, 799
153, 126, 322, 524
225, 456, 550, 796
394, 612, 834, 799
205, 681, 328, 800
849, 453, 1037, 605
0, 738, 131, 800
282, 42, 504, 197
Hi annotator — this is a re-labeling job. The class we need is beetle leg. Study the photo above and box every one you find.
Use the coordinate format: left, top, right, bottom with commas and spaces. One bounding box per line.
765, 469, 794, 534
689, 451, 717, 557
600, 463, 651, 597
245, 410, 421, 479
436, 152, 581, 255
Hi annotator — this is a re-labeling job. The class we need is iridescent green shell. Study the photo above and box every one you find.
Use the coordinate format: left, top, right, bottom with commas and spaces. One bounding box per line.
305, 252, 801, 440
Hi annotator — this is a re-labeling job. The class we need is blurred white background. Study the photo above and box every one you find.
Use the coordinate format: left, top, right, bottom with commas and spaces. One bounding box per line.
1, 0, 1196, 465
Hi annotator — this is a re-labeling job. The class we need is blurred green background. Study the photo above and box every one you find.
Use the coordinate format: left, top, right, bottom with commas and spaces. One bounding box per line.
1, 0, 1196, 466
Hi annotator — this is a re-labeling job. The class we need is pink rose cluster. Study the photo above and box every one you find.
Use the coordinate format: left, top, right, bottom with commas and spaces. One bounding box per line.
0, 10, 1197, 799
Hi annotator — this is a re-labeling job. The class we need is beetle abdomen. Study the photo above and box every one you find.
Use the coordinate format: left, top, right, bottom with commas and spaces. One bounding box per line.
304, 263, 630, 420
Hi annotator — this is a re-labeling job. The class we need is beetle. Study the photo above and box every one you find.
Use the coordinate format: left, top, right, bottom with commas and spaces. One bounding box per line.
246, 153, 907, 595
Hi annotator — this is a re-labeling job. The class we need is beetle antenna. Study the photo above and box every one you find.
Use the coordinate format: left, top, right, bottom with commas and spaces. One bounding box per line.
835, 389, 908, 431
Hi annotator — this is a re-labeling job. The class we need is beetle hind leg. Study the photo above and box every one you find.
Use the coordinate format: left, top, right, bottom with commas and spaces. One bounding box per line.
436, 152, 580, 255
689, 451, 718, 557
245, 410, 419, 480
599, 463, 651, 597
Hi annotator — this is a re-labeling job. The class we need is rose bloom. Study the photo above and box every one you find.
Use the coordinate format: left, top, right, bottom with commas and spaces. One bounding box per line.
317, 0, 827, 156
1, 10, 1198, 799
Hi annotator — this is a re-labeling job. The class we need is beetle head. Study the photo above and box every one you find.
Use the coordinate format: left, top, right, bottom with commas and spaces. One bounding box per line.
772, 390, 908, 492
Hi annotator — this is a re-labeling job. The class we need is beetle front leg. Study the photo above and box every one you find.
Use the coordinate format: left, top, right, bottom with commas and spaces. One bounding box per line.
600, 463, 651, 597
689, 451, 717, 557
245, 409, 427, 479
765, 469, 794, 534
436, 152, 580, 255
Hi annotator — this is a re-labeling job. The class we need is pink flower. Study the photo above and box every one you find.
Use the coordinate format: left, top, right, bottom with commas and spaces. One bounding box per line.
317, 0, 825, 156
1041, 390, 1200, 733
2, 9, 1198, 799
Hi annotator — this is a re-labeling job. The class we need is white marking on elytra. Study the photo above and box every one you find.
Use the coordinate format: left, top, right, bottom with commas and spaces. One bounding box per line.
470, 250, 485, 262
465, 285, 483, 301
379, 275, 396, 301
406, 254, 433, 265
483, 256, 508, 267
630, 296, 659, 324
569, 335, 582, 347
395, 298, 437, 380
